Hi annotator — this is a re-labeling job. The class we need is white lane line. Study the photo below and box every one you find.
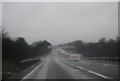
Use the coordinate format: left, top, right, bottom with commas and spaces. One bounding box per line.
66, 62, 112, 79
22, 58, 47, 80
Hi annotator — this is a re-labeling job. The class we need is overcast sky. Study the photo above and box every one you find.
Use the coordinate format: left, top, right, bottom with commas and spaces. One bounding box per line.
0, 3, 2, 28
2, 2, 118, 45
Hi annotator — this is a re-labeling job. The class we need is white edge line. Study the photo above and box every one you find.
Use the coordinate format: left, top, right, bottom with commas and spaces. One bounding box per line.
67, 62, 112, 79
21, 58, 47, 80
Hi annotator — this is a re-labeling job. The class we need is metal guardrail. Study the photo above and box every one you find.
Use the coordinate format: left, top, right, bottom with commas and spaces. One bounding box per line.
19, 57, 41, 63
57, 49, 119, 65
81, 57, 119, 65
9, 57, 46, 79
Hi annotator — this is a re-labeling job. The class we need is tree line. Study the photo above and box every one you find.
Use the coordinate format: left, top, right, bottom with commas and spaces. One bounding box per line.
62, 37, 119, 57
2, 30, 52, 62
2, 29, 52, 79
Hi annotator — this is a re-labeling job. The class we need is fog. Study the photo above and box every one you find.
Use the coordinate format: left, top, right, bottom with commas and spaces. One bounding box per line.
0, 3, 1, 40
2, 2, 118, 45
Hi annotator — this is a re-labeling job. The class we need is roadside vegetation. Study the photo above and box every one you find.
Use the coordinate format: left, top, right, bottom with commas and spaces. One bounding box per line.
61, 37, 119, 57
2, 29, 52, 79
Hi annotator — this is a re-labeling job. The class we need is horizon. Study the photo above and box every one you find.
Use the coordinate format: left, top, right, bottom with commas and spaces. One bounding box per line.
2, 2, 118, 45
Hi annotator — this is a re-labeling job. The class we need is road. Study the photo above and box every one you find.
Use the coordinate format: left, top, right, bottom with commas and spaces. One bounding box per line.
20, 49, 118, 80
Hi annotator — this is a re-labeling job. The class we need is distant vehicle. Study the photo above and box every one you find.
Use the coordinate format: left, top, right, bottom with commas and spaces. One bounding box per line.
69, 54, 80, 61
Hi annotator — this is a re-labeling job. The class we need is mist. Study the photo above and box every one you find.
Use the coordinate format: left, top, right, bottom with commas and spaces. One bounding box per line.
2, 2, 118, 45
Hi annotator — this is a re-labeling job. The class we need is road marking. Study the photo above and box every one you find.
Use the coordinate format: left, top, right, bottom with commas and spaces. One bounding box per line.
21, 58, 47, 80
66, 62, 112, 79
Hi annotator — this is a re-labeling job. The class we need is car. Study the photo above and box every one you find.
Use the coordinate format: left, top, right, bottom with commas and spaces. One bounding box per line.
69, 54, 80, 61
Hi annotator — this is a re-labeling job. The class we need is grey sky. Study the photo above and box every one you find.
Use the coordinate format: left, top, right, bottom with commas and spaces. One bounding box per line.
0, 3, 2, 27
2, 2, 118, 45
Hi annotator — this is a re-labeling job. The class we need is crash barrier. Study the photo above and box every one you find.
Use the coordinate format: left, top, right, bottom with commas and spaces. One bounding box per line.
7, 58, 42, 79
18, 56, 48, 72
9, 56, 48, 79
80, 57, 119, 65
18, 57, 41, 71
17, 58, 41, 73
57, 49, 119, 65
